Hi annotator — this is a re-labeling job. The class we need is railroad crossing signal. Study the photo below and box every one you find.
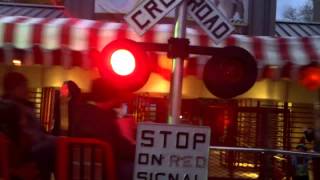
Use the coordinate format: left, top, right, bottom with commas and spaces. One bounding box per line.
94, 1, 257, 99
98, 39, 258, 99
125, 0, 234, 44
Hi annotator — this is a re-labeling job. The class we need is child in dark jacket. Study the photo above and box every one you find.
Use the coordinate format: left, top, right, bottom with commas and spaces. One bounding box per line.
291, 139, 310, 180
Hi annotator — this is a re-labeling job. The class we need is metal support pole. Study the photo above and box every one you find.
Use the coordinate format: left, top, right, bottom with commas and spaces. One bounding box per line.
168, 1, 188, 124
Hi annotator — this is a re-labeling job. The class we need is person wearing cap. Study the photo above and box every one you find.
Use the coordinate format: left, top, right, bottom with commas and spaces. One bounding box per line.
1, 71, 56, 180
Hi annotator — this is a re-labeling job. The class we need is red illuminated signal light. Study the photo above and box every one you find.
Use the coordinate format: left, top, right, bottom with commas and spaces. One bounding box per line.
299, 65, 320, 91
98, 39, 151, 92
110, 49, 136, 76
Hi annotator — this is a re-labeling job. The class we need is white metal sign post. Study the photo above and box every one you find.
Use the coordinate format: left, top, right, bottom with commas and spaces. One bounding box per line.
125, 0, 234, 124
125, 0, 184, 35
134, 123, 211, 180
168, 0, 188, 124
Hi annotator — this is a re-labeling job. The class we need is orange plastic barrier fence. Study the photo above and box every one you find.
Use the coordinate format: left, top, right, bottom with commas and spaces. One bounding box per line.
56, 137, 117, 180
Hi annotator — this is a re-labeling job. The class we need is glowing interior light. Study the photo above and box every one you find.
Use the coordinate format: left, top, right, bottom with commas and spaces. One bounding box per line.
12, 59, 22, 66
110, 49, 136, 76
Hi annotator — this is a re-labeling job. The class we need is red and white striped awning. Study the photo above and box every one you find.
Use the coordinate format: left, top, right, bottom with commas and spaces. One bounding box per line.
1, 16, 320, 79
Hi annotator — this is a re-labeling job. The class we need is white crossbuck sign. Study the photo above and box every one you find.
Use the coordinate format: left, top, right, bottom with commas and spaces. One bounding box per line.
125, 0, 235, 44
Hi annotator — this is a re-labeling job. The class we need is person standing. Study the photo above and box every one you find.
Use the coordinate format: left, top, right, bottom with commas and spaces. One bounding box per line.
291, 139, 310, 180
1, 71, 56, 180
69, 78, 135, 180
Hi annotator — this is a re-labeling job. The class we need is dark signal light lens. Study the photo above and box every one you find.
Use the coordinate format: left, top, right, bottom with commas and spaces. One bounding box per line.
203, 46, 258, 99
